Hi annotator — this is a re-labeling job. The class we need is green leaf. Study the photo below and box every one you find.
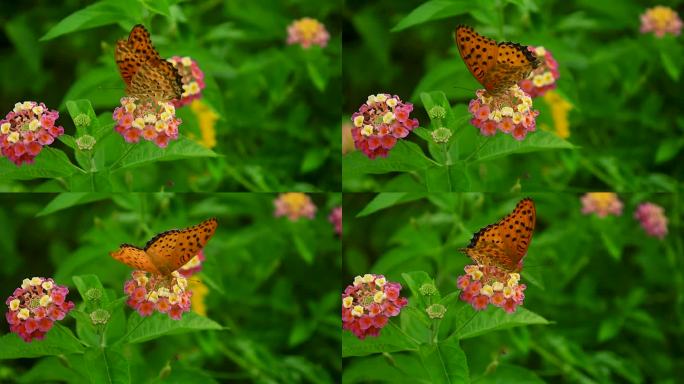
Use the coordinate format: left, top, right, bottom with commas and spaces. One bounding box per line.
343, 141, 434, 177
111, 137, 218, 172
37, 193, 111, 217
418, 337, 469, 384
0, 324, 85, 359
40, 0, 140, 41
473, 363, 545, 384
659, 49, 680, 82
288, 318, 316, 347
401, 271, 441, 309
0, 148, 81, 180
392, 0, 471, 32
343, 354, 427, 383
66, 100, 99, 137
300, 147, 330, 173
472, 131, 576, 163
17, 356, 89, 384
307, 60, 327, 91
357, 192, 428, 217
292, 230, 314, 264
456, 307, 550, 340
342, 322, 418, 357
72, 275, 110, 309
121, 312, 223, 344
654, 138, 684, 164
83, 346, 130, 384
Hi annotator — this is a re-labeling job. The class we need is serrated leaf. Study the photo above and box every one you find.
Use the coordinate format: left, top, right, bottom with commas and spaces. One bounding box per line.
110, 136, 218, 171
342, 323, 418, 357
455, 307, 550, 339
0, 148, 81, 180
419, 337, 469, 384
343, 141, 434, 177
472, 131, 576, 163
121, 312, 223, 344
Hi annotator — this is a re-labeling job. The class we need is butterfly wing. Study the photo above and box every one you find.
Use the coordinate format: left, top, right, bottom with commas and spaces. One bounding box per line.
455, 25, 498, 88
483, 42, 538, 94
115, 24, 182, 101
110, 244, 161, 275
145, 218, 218, 275
460, 198, 536, 272
129, 59, 183, 101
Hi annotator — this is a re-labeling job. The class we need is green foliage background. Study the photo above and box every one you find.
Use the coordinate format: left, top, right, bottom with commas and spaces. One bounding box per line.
342, 0, 683, 192
343, 192, 683, 382
0, 0, 340, 192
0, 193, 341, 383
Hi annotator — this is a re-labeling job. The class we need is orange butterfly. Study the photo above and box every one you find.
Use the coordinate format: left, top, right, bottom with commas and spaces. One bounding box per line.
459, 198, 535, 272
115, 24, 182, 102
110, 218, 218, 276
455, 25, 538, 96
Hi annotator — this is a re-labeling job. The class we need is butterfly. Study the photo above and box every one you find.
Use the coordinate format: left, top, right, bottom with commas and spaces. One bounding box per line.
115, 24, 183, 102
455, 25, 538, 96
459, 198, 535, 273
110, 218, 218, 276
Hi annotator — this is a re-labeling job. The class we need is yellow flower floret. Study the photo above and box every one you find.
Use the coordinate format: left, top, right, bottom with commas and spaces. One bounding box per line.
343, 296, 354, 308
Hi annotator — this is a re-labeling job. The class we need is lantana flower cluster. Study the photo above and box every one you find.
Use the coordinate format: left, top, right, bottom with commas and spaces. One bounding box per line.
634, 202, 668, 239
457, 265, 526, 313
113, 97, 181, 148
640, 6, 682, 37
286, 17, 330, 49
519, 46, 560, 98
124, 270, 192, 320
351, 93, 419, 159
274, 193, 317, 221
0, 101, 64, 166
168, 56, 206, 107
468, 86, 539, 141
342, 274, 408, 339
5, 277, 74, 342
581, 192, 623, 218
329, 206, 342, 236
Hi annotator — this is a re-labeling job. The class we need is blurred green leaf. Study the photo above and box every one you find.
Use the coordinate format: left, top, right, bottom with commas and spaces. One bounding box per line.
40, 0, 141, 41
38, 193, 110, 217
392, 0, 471, 32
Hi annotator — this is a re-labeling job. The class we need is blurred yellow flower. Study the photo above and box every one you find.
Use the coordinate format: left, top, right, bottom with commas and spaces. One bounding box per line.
189, 278, 209, 316
541, 90, 572, 139
190, 100, 218, 149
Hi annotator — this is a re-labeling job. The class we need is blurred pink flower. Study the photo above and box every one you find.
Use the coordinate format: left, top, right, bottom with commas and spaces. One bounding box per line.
0, 101, 64, 166
168, 56, 206, 107
5, 277, 74, 342
468, 86, 539, 141
287, 18, 330, 48
113, 97, 181, 148
342, 274, 408, 339
581, 193, 623, 218
634, 202, 668, 239
124, 271, 192, 320
519, 46, 560, 98
457, 265, 526, 313
329, 206, 342, 236
274, 193, 316, 221
351, 93, 419, 159
640, 6, 682, 37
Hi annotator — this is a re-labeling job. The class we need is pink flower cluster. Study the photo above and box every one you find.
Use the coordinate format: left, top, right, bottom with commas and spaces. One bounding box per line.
124, 271, 192, 320
0, 101, 64, 166
581, 193, 623, 218
113, 97, 181, 148
5, 277, 74, 342
342, 274, 408, 339
519, 46, 560, 98
274, 193, 317, 221
640, 6, 682, 37
329, 206, 342, 236
351, 93, 418, 159
634, 202, 668, 239
177, 250, 205, 278
168, 56, 206, 108
457, 265, 526, 313
468, 86, 539, 141
287, 17, 330, 48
